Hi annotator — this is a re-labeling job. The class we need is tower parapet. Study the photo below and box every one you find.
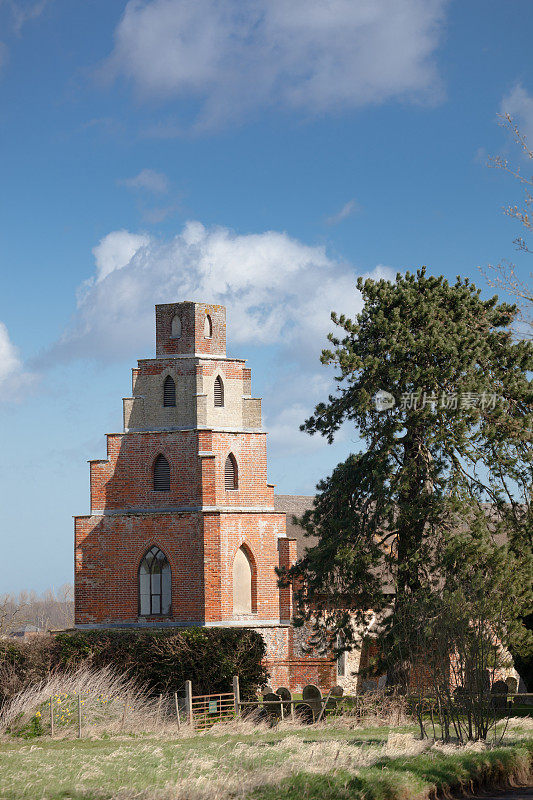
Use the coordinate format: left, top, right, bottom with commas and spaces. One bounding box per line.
155, 301, 226, 358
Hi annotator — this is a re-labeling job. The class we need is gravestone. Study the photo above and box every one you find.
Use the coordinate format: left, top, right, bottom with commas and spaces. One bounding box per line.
491, 680, 509, 710
294, 703, 314, 724
325, 684, 344, 714
302, 684, 323, 719
276, 687, 292, 716
262, 692, 282, 721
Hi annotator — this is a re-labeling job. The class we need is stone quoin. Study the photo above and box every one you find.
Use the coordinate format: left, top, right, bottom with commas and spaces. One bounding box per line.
74, 301, 336, 691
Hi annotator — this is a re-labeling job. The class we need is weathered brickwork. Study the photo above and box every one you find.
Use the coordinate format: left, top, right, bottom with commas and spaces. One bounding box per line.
124, 355, 261, 432
260, 625, 336, 692
74, 301, 336, 691
155, 302, 226, 358
75, 512, 205, 625
89, 431, 200, 512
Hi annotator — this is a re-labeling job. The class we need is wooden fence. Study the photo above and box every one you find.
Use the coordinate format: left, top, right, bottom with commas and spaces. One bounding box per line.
44, 679, 533, 736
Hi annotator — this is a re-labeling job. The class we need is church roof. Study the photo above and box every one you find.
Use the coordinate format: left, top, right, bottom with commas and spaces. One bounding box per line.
274, 495, 518, 566
274, 495, 316, 559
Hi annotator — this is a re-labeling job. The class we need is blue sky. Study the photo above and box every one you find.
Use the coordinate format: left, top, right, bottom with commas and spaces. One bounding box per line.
0, 0, 531, 594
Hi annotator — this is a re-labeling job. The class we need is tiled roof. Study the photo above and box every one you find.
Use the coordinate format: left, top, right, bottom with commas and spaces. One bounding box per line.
274, 495, 513, 586
274, 494, 317, 559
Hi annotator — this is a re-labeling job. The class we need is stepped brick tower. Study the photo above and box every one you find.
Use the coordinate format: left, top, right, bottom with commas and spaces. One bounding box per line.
74, 302, 334, 688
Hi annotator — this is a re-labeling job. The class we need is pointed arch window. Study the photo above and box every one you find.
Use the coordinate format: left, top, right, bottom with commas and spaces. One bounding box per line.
153, 454, 170, 491
139, 546, 171, 616
233, 546, 253, 614
225, 453, 238, 490
171, 314, 182, 338
214, 376, 224, 407
336, 633, 346, 677
163, 376, 176, 407
204, 315, 212, 338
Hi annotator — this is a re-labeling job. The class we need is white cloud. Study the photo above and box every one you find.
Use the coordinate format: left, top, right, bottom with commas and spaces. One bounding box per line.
91, 230, 150, 284
119, 168, 170, 194
44, 220, 394, 369
3, 0, 50, 33
42, 222, 395, 457
104, 0, 448, 129
265, 404, 324, 456
325, 199, 361, 226
500, 84, 533, 145
0, 322, 37, 402
0, 324, 22, 382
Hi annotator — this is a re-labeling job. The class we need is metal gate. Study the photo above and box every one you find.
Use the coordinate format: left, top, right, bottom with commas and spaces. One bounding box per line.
185, 677, 240, 729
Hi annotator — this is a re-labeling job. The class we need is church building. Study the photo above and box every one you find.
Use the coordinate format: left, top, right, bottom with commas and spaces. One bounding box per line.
74, 301, 337, 690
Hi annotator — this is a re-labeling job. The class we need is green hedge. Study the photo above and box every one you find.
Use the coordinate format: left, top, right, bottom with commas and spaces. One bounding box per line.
0, 627, 267, 705
0, 637, 56, 706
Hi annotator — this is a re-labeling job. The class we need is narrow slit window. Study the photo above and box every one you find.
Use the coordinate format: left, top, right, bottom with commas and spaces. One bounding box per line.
336, 633, 346, 677
225, 453, 238, 490
204, 315, 212, 338
171, 315, 181, 338
139, 546, 171, 616
153, 454, 170, 491
163, 376, 176, 407
214, 376, 224, 407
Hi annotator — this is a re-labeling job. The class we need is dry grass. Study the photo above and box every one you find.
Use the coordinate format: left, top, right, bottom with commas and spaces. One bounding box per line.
0, 721, 531, 800
331, 690, 410, 727
0, 666, 167, 737
0, 670, 531, 799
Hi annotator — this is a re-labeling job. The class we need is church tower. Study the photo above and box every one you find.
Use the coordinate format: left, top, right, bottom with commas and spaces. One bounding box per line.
74, 301, 339, 690
74, 301, 297, 628
75, 302, 313, 686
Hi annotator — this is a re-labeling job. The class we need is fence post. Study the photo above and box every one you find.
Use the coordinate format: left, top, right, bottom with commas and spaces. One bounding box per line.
157, 693, 163, 726
121, 695, 128, 731
185, 680, 193, 727
316, 689, 332, 724
174, 692, 181, 731
233, 676, 240, 718
50, 697, 54, 737
77, 694, 82, 739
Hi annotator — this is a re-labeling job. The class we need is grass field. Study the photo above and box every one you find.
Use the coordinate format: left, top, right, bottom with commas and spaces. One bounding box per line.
0, 719, 532, 800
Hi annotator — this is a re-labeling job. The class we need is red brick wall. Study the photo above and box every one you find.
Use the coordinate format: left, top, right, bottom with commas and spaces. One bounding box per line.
155, 302, 196, 357
215, 513, 286, 621
193, 303, 226, 357
211, 432, 274, 507
261, 627, 336, 692
88, 430, 273, 513
75, 512, 205, 625
89, 431, 200, 512
75, 507, 292, 629
278, 538, 297, 621
198, 360, 246, 381
135, 358, 197, 380
134, 357, 246, 384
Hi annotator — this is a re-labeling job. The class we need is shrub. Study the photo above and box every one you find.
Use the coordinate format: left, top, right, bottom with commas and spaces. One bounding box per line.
0, 637, 55, 707
0, 628, 267, 705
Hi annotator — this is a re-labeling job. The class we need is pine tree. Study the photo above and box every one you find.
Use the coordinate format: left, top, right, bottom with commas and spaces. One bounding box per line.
286, 269, 532, 689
